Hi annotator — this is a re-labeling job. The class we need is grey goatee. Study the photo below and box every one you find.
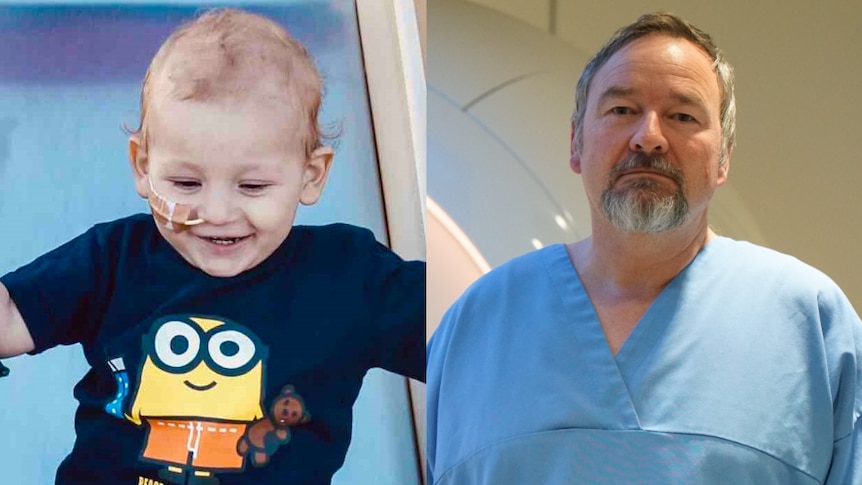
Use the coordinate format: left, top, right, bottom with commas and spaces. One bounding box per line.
601, 153, 688, 233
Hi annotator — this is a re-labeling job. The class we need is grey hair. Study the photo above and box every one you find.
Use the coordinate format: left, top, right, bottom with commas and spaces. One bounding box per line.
572, 12, 736, 165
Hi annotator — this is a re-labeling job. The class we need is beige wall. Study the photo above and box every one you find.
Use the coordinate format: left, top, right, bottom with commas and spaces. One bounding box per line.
454, 0, 862, 309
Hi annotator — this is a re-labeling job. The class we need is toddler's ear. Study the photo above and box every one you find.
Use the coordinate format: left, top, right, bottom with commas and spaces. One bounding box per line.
129, 135, 149, 199
299, 147, 334, 206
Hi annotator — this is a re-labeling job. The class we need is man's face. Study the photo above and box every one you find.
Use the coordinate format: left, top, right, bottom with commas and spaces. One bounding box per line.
571, 34, 728, 234
132, 95, 328, 277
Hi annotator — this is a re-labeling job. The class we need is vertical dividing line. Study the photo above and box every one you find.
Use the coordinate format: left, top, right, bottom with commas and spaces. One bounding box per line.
405, 378, 425, 484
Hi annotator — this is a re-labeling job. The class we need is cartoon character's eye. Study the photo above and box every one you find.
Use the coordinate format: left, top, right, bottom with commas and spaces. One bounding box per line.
153, 321, 201, 369
208, 330, 256, 370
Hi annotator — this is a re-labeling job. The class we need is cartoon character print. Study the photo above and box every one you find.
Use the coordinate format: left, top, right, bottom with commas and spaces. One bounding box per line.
104, 314, 312, 484
120, 315, 268, 484
238, 385, 311, 467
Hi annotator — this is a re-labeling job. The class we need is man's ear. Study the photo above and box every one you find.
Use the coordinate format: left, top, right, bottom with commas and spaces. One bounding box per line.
717, 149, 732, 186
129, 135, 149, 199
570, 123, 583, 174
299, 147, 334, 205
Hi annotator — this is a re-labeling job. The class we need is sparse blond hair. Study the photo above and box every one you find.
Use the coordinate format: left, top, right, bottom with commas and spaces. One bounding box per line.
129, 8, 325, 157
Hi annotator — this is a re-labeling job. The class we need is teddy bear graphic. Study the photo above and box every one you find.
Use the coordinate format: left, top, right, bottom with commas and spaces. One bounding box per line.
237, 384, 311, 467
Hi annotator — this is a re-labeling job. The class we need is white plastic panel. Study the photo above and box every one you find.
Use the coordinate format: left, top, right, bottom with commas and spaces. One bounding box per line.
428, 88, 573, 267
467, 68, 592, 240
428, 0, 580, 109
426, 197, 490, 338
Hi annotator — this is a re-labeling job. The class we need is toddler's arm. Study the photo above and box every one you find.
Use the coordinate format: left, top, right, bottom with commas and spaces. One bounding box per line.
0, 282, 35, 357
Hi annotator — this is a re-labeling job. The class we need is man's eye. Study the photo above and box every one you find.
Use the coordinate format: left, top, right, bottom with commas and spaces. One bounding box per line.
611, 106, 632, 115
675, 113, 696, 122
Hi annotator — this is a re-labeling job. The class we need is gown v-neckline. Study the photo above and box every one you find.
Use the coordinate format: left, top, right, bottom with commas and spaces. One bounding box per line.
545, 240, 720, 427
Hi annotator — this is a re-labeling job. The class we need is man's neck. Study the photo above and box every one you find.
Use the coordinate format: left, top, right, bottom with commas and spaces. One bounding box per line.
565, 221, 716, 356
567, 221, 716, 298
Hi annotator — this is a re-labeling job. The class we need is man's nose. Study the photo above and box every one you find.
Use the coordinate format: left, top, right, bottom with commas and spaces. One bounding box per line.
629, 112, 668, 154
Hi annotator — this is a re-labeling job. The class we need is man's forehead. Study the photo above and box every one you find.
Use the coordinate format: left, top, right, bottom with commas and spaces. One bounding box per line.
590, 36, 719, 102
601, 36, 713, 74
597, 85, 709, 108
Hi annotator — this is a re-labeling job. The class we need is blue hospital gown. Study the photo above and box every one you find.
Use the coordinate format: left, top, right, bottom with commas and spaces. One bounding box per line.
427, 237, 862, 484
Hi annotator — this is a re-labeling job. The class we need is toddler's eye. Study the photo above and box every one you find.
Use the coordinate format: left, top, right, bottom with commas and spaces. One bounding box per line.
239, 183, 271, 194
172, 180, 201, 190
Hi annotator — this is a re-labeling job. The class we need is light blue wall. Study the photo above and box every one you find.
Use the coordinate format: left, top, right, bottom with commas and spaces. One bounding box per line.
0, 3, 420, 484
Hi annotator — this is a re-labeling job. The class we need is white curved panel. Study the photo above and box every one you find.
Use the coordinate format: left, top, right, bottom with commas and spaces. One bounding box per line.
428, 0, 582, 108
429, 88, 573, 267
427, 197, 490, 339
468, 68, 591, 239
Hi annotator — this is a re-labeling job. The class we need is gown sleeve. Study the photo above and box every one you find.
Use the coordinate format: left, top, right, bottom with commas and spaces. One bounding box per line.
426, 293, 463, 484
821, 285, 862, 484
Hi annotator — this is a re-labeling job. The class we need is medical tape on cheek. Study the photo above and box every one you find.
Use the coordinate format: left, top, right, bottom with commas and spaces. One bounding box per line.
146, 177, 205, 232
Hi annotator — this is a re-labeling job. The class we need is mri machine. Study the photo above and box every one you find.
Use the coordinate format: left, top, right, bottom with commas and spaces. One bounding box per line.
427, 0, 767, 337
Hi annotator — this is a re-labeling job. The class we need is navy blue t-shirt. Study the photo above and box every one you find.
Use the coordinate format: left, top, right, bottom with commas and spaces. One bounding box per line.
1, 214, 424, 485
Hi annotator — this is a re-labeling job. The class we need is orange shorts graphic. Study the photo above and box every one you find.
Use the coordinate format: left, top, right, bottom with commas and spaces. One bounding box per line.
142, 419, 248, 470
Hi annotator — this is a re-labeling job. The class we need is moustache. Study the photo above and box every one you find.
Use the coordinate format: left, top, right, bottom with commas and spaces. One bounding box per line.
608, 153, 684, 188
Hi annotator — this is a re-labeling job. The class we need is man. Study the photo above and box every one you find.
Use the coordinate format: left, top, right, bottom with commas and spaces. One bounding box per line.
427, 12, 862, 484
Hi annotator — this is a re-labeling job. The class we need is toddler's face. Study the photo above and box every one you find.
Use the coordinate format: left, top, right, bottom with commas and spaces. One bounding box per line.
131, 96, 331, 277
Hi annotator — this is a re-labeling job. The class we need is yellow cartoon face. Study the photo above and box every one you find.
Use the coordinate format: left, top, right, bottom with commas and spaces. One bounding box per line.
127, 315, 268, 425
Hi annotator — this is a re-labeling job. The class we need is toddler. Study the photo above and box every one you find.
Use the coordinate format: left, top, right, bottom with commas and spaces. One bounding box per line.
0, 8, 424, 485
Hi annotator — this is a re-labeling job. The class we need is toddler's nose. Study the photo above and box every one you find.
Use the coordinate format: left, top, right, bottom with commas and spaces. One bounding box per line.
197, 190, 239, 225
